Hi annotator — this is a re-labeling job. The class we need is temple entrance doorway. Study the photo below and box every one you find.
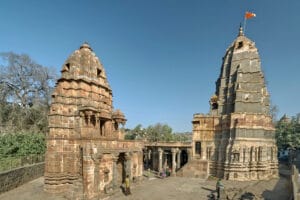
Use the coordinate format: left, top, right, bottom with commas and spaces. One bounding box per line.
195, 142, 201, 156
181, 150, 188, 167
117, 153, 126, 186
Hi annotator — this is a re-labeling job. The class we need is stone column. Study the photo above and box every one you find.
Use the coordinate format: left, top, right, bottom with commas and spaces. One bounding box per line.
144, 149, 148, 169
239, 148, 243, 163
202, 143, 206, 160
138, 151, 143, 178
82, 146, 95, 199
177, 149, 181, 169
187, 148, 192, 162
261, 146, 267, 162
147, 149, 151, 169
111, 154, 118, 189
158, 148, 163, 172
125, 152, 132, 178
171, 148, 177, 176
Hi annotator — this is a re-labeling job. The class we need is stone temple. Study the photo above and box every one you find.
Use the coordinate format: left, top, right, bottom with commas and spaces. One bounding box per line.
44, 26, 279, 199
192, 27, 278, 180
44, 43, 144, 199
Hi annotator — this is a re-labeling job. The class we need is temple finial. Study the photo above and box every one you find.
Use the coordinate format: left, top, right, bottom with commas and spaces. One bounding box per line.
238, 24, 244, 36
80, 42, 92, 51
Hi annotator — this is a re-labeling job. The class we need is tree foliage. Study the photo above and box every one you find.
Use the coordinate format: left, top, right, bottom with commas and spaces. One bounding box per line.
0, 52, 56, 107
125, 123, 190, 142
0, 52, 57, 134
275, 113, 300, 149
0, 132, 46, 157
146, 123, 173, 142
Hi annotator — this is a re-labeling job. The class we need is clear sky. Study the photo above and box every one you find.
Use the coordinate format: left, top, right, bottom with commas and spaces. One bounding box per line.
1, 0, 299, 132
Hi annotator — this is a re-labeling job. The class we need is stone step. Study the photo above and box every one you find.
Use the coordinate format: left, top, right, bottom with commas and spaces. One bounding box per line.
177, 159, 208, 178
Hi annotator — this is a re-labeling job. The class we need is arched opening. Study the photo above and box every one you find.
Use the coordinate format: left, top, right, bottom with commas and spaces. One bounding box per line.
117, 153, 126, 186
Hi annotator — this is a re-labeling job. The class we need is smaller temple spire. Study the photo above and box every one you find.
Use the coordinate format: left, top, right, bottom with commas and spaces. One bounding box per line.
238, 24, 244, 36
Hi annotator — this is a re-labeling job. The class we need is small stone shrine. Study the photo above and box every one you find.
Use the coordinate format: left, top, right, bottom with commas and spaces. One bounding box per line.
44, 43, 143, 199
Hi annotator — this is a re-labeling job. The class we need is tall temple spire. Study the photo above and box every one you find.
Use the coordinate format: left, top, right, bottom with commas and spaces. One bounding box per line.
192, 27, 278, 181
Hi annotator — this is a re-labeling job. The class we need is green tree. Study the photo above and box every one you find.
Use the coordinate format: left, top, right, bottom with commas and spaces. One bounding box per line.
124, 124, 146, 140
146, 123, 173, 142
275, 113, 300, 149
0, 132, 45, 157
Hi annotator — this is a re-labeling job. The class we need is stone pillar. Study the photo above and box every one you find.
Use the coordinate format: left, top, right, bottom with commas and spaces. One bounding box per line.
187, 148, 192, 162
271, 147, 274, 161
144, 149, 148, 169
239, 148, 243, 163
91, 153, 102, 194
158, 148, 163, 172
262, 146, 267, 162
171, 148, 177, 176
147, 149, 151, 169
177, 149, 181, 169
82, 147, 95, 199
202, 143, 206, 160
252, 147, 255, 162
111, 154, 118, 189
138, 151, 143, 178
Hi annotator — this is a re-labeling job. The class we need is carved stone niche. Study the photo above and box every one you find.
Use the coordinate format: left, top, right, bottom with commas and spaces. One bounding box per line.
103, 167, 110, 182
231, 150, 240, 163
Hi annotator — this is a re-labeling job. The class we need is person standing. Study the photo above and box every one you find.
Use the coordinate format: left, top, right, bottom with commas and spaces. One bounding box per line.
125, 175, 131, 195
216, 178, 223, 199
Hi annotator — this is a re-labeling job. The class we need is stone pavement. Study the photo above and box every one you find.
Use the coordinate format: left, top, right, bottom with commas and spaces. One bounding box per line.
0, 175, 291, 200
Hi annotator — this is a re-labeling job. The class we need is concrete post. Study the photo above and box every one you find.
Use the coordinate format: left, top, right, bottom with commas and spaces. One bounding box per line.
158, 148, 163, 172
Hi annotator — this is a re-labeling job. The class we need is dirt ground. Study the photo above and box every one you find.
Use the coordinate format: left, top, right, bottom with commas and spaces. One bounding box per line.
0, 172, 291, 200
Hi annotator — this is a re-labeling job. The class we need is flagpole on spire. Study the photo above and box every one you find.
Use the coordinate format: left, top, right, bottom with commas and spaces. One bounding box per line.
243, 16, 247, 34
243, 11, 256, 35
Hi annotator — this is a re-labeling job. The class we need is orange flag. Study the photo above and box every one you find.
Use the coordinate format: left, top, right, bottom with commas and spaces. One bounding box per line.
245, 11, 256, 19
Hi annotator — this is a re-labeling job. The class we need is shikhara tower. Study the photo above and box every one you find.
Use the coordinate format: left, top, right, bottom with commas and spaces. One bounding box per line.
192, 27, 278, 180
44, 43, 143, 199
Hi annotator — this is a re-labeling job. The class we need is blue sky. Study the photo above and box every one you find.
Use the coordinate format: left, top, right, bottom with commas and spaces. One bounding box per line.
1, 1, 299, 132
